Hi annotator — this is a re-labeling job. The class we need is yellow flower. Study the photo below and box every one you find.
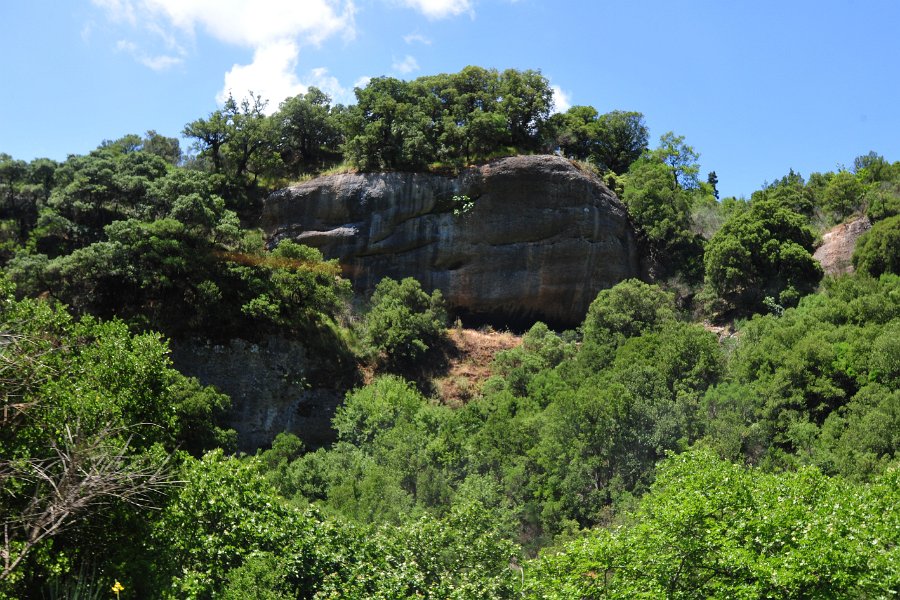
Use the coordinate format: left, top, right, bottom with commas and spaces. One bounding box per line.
111, 580, 124, 597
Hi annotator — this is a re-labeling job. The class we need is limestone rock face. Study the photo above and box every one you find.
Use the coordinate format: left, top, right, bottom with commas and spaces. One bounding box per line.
813, 216, 871, 276
262, 155, 642, 327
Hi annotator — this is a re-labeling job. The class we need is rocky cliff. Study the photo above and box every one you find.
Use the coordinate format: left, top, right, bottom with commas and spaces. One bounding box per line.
813, 216, 871, 276
262, 155, 642, 328
169, 336, 347, 451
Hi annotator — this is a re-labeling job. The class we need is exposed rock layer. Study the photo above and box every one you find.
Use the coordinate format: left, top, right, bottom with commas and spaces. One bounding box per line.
262, 155, 642, 327
813, 216, 871, 276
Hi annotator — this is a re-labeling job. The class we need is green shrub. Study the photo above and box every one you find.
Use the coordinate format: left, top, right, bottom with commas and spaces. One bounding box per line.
363, 277, 447, 369
853, 214, 900, 276
703, 200, 822, 318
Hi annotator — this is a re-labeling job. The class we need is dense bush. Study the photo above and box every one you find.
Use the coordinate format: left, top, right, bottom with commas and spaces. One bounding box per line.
362, 276, 447, 369
703, 199, 822, 317
526, 448, 900, 598
853, 214, 900, 276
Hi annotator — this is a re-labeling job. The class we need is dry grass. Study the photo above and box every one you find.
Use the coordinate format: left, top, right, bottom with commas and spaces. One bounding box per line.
433, 328, 520, 407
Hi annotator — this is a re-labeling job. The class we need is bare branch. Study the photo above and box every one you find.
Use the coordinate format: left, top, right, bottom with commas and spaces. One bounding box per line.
0, 421, 178, 581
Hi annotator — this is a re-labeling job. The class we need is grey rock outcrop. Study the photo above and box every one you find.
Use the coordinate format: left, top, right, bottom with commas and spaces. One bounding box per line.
169, 336, 345, 451
262, 155, 642, 327
813, 216, 871, 276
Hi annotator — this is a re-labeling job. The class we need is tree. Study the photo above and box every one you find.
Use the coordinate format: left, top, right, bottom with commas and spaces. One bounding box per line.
623, 157, 692, 243
622, 147, 706, 282
0, 281, 233, 591
342, 76, 435, 171
853, 214, 900, 276
183, 109, 230, 174
525, 448, 900, 598
1, 423, 172, 582
751, 169, 815, 215
332, 375, 426, 447
548, 105, 600, 161
593, 110, 649, 174
362, 277, 447, 369
706, 170, 719, 199
853, 151, 893, 183
823, 170, 865, 219
142, 130, 182, 165
581, 279, 676, 352
274, 87, 341, 173
654, 131, 700, 189
221, 93, 281, 183
498, 68, 553, 152
703, 199, 822, 316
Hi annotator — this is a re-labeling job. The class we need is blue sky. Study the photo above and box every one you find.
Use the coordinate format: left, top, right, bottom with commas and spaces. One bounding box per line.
1, 0, 898, 199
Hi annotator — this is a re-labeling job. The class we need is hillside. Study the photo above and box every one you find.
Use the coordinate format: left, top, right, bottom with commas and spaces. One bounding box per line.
1, 65, 899, 597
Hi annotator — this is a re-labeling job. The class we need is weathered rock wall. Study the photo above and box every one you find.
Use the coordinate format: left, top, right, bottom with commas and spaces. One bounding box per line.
169, 336, 345, 451
262, 155, 642, 327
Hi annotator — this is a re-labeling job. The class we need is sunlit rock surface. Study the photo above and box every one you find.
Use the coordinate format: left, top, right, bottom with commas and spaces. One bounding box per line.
263, 155, 642, 327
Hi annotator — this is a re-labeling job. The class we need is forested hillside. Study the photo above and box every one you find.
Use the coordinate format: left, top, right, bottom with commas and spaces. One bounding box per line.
1, 66, 899, 598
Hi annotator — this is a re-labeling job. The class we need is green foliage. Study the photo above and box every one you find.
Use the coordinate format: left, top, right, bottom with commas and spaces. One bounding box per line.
4, 67, 900, 599
451, 194, 475, 216
274, 87, 342, 173
342, 66, 554, 170
865, 180, 900, 221
823, 169, 866, 220
751, 168, 815, 215
182, 93, 283, 206
333, 375, 428, 447
853, 214, 900, 276
702, 273, 900, 476
150, 450, 312, 598
655, 131, 701, 189
623, 155, 690, 243
149, 449, 520, 599
4, 145, 350, 339
0, 281, 233, 595
703, 199, 822, 317
580, 279, 676, 367
525, 448, 900, 598
622, 136, 707, 282
362, 277, 447, 369
593, 110, 649, 174
549, 108, 648, 174
492, 322, 576, 395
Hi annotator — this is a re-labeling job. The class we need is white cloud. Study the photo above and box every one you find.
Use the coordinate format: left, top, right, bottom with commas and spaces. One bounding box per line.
116, 38, 183, 71
398, 0, 472, 19
219, 40, 306, 109
92, 0, 358, 104
115, 39, 139, 53
392, 55, 420, 75
93, 0, 356, 48
93, 0, 138, 25
307, 67, 354, 104
92, 1, 356, 63
219, 43, 358, 111
141, 54, 184, 71
550, 84, 572, 114
354, 75, 372, 89
81, 21, 96, 43
403, 32, 431, 45
138, 0, 356, 48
